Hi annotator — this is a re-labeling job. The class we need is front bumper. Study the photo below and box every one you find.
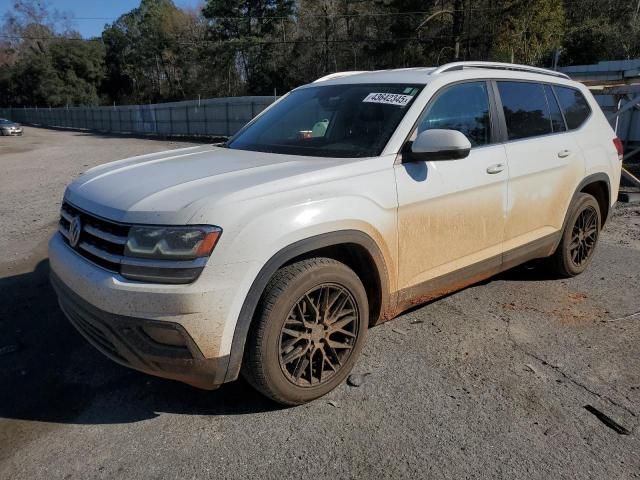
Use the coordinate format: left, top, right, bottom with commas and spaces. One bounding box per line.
49, 220, 261, 387
51, 272, 225, 389
2, 128, 22, 136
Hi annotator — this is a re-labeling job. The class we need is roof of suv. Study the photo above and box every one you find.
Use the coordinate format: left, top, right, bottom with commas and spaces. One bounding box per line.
312, 61, 572, 86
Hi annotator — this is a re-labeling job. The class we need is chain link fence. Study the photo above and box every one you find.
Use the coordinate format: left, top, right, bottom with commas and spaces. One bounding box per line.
0, 96, 277, 138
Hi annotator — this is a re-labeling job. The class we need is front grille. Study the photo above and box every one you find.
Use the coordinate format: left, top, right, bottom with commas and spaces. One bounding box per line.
58, 202, 130, 272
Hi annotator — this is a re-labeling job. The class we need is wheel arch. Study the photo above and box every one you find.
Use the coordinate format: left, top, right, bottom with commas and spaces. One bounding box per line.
552, 173, 611, 255
578, 175, 611, 227
223, 230, 390, 383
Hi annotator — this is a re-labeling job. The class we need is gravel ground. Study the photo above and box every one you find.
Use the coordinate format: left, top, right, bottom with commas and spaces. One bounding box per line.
1, 127, 639, 480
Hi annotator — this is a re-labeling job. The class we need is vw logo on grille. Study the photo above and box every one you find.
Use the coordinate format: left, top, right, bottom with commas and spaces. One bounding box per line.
69, 216, 82, 248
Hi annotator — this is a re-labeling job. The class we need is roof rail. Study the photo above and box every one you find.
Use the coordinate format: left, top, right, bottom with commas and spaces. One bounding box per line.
313, 71, 368, 83
432, 62, 570, 80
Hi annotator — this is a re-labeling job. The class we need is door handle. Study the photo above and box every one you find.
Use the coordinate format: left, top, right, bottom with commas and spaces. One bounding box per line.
558, 149, 572, 158
486, 163, 505, 174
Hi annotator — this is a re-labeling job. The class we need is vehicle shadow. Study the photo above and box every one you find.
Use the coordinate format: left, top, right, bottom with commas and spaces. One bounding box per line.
0, 260, 282, 426
495, 259, 562, 282
0, 256, 558, 426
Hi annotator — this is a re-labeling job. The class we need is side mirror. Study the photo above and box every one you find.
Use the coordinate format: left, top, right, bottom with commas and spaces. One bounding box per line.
403, 129, 472, 162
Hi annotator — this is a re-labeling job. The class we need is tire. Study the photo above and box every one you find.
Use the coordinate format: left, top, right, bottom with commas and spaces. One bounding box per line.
242, 257, 369, 405
549, 193, 601, 277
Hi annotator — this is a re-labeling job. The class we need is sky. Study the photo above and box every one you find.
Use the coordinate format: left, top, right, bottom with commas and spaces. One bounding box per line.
0, 0, 202, 38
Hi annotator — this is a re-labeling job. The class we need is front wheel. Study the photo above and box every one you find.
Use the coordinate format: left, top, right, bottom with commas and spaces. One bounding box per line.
549, 193, 601, 277
242, 257, 369, 405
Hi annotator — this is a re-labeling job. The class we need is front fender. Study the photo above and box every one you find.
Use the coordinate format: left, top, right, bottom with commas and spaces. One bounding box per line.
186, 162, 399, 383
209, 194, 397, 383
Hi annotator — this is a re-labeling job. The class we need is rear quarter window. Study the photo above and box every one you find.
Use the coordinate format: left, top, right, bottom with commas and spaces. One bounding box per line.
553, 86, 592, 130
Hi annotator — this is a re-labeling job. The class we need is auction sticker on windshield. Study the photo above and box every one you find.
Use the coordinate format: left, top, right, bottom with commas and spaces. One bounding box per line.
363, 92, 414, 107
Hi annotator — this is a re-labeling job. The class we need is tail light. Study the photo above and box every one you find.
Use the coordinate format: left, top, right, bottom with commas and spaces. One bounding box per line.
613, 137, 624, 161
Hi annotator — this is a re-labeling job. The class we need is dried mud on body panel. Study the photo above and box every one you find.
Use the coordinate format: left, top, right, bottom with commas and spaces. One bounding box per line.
397, 189, 504, 291
385, 257, 501, 320
504, 159, 582, 248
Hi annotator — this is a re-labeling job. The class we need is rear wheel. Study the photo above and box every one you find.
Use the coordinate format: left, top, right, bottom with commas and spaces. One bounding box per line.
549, 193, 601, 277
242, 257, 368, 405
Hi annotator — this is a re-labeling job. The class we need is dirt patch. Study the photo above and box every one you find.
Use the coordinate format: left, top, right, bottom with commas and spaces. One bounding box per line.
0, 143, 33, 155
556, 291, 612, 326
501, 290, 607, 327
567, 291, 587, 302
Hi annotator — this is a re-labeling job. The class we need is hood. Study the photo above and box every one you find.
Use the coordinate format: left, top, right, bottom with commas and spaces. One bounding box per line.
65, 145, 347, 224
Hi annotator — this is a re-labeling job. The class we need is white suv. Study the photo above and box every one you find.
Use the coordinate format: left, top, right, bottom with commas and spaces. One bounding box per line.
49, 62, 622, 405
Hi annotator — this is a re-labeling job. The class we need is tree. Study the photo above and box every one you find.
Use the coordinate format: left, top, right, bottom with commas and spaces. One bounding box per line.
491, 0, 564, 65
202, 0, 295, 95
0, 0, 104, 107
562, 0, 640, 65
101, 0, 201, 103
0, 0, 76, 65
49, 39, 105, 105
366, 0, 443, 68
2, 0, 640, 108
6, 38, 105, 107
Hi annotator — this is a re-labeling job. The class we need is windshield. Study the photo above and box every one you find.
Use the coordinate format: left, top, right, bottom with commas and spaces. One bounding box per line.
0, 119, 13, 124
227, 83, 423, 158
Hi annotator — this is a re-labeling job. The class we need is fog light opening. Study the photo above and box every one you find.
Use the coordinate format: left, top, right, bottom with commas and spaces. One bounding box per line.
142, 325, 187, 348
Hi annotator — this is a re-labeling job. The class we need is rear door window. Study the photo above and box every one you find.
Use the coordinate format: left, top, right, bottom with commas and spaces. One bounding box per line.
497, 81, 553, 140
553, 86, 592, 130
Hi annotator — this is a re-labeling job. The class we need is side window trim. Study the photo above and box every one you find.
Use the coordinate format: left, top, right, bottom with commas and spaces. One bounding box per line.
541, 85, 555, 133
548, 85, 569, 132
404, 79, 497, 150
489, 80, 508, 143
404, 79, 591, 150
492, 79, 589, 143
486, 79, 502, 144
542, 84, 567, 133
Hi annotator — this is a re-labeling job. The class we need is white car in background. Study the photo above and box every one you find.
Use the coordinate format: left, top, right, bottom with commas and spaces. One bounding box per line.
49, 62, 622, 405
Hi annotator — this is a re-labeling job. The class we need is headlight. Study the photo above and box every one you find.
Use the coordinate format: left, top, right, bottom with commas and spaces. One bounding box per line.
121, 225, 221, 284
125, 226, 221, 260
